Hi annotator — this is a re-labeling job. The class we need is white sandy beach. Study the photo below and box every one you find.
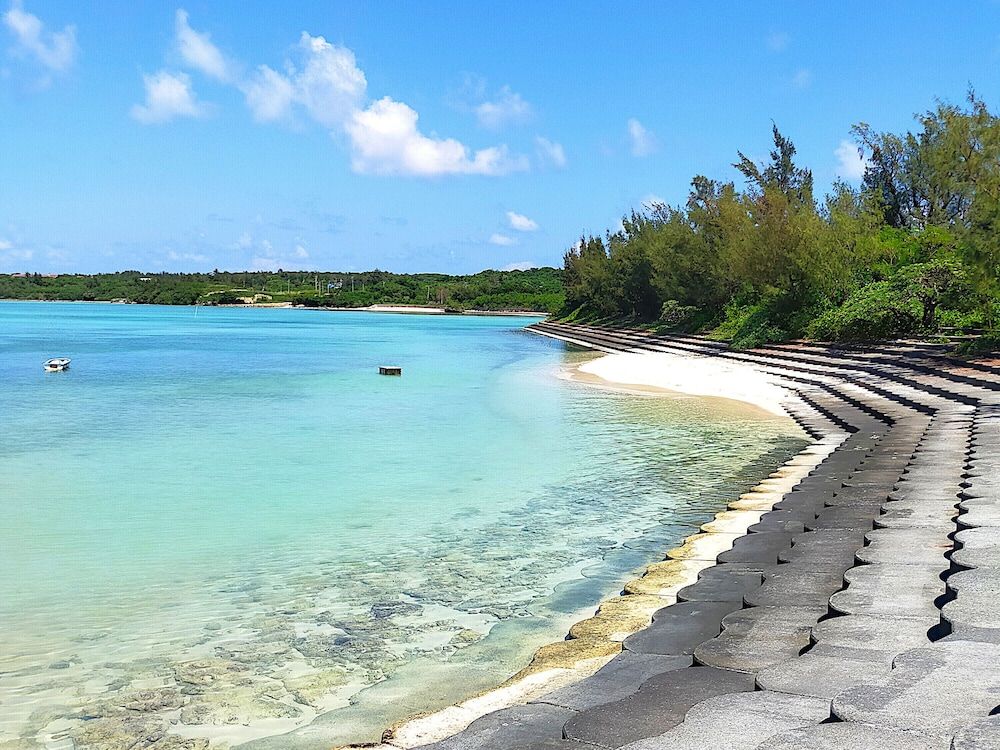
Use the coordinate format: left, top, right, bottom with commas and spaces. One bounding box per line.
350, 305, 548, 316
574, 350, 794, 416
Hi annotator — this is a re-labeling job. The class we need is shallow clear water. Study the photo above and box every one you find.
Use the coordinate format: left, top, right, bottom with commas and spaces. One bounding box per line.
0, 302, 806, 748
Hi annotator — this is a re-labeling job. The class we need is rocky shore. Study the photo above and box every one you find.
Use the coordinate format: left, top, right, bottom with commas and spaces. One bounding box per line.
371, 321, 1000, 750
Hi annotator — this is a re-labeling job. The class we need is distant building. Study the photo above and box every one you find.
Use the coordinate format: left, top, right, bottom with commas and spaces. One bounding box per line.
139, 277, 152, 282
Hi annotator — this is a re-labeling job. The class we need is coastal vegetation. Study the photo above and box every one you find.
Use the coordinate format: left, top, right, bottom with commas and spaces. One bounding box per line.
0, 267, 564, 313
561, 93, 1000, 348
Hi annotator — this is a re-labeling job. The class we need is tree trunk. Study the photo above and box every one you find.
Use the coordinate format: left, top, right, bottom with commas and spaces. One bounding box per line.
922, 301, 937, 329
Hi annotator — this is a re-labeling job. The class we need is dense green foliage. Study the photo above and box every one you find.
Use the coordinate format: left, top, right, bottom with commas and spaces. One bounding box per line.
562, 95, 1000, 346
0, 268, 564, 313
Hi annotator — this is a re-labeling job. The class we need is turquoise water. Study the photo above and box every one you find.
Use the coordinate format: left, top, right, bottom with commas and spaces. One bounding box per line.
0, 302, 806, 749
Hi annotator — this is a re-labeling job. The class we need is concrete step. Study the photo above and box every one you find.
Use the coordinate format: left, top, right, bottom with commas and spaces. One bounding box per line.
693, 605, 826, 673
676, 568, 762, 603
615, 690, 829, 750
744, 566, 846, 609
538, 652, 692, 712
755, 644, 895, 699
420, 704, 577, 750
829, 563, 947, 619
951, 717, 1000, 750
778, 528, 866, 570
940, 568, 1000, 642
562, 666, 756, 749
951, 527, 1000, 569
622, 602, 739, 657
810, 613, 936, 653
832, 640, 1000, 737
762, 722, 949, 749
716, 532, 794, 565
856, 528, 952, 566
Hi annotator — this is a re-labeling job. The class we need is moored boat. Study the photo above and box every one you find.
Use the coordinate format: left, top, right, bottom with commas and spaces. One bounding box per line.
43, 357, 71, 372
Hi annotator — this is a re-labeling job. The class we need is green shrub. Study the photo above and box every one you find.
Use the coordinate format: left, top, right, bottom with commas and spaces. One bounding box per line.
958, 333, 1000, 356
204, 291, 245, 305
294, 295, 326, 307
807, 281, 921, 341
658, 300, 697, 329
712, 294, 789, 349
935, 307, 985, 330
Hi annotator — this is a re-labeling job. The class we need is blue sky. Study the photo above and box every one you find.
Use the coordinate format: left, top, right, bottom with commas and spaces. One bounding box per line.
2, 1, 999, 274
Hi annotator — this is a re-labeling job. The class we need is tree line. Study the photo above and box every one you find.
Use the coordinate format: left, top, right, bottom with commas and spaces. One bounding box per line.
0, 268, 565, 313
562, 93, 1000, 349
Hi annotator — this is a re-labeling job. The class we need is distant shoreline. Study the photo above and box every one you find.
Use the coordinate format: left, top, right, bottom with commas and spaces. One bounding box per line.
0, 298, 549, 317
309, 304, 549, 317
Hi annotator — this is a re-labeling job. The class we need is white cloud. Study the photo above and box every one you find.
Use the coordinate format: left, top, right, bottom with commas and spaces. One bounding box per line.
453, 72, 487, 104
175, 9, 232, 82
237, 236, 309, 270
233, 231, 253, 249
835, 139, 867, 180
131, 70, 205, 124
242, 65, 295, 122
250, 255, 279, 271
507, 211, 538, 232
239, 32, 365, 127
249, 249, 308, 270
535, 136, 567, 168
641, 193, 666, 210
628, 118, 658, 157
346, 97, 529, 176
2, 0, 77, 73
294, 33, 367, 127
145, 15, 526, 179
766, 31, 789, 52
0, 238, 33, 267
792, 68, 812, 89
501, 260, 537, 271
489, 233, 516, 246
167, 250, 209, 263
475, 85, 532, 129
237, 35, 525, 177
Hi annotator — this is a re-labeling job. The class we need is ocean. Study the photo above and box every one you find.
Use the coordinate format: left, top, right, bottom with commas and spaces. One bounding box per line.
0, 302, 806, 748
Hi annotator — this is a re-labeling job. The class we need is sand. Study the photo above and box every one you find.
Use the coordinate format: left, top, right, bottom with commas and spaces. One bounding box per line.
574, 350, 794, 416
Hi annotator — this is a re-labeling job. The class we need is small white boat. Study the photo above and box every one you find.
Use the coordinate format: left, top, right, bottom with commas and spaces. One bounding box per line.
43, 357, 71, 372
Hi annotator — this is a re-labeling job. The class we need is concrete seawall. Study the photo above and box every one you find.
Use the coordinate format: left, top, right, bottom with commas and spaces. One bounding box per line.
392, 322, 1000, 750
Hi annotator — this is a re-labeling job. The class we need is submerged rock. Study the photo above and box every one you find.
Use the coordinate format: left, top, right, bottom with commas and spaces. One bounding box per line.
283, 669, 349, 708
0, 739, 46, 749
148, 737, 209, 750
448, 629, 483, 648
370, 601, 423, 620
79, 687, 186, 720
122, 688, 186, 713
74, 714, 167, 750
179, 686, 303, 726
173, 659, 241, 690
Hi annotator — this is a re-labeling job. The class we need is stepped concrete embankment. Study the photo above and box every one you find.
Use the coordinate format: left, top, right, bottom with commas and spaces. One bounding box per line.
385, 321, 1000, 750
